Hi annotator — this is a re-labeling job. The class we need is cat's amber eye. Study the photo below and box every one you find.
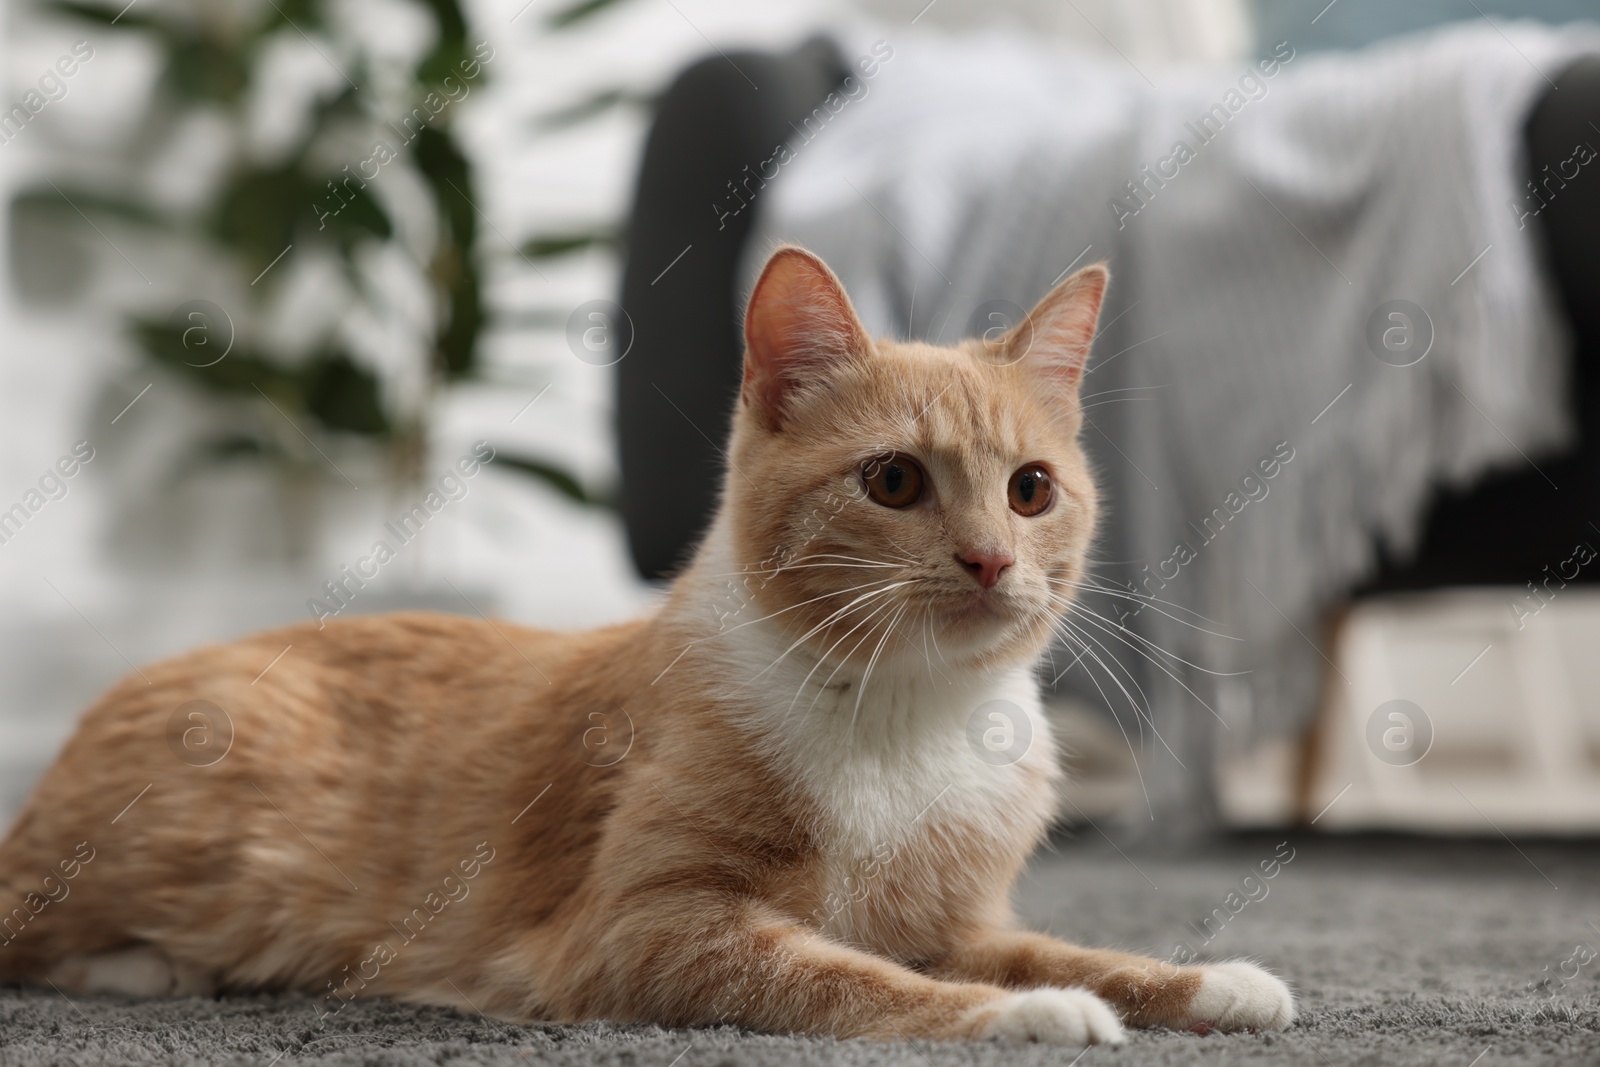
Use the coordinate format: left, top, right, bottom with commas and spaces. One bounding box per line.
862, 453, 925, 508
1008, 464, 1053, 517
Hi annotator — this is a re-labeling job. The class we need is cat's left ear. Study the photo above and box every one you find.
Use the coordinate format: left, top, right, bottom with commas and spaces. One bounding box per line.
1000, 263, 1109, 391
742, 246, 871, 430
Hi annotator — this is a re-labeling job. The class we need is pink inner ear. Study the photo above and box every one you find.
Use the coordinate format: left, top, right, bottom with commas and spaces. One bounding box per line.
742, 248, 868, 424
1011, 264, 1109, 388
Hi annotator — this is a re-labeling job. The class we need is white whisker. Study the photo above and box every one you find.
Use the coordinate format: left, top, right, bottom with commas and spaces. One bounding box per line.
1049, 615, 1157, 739
739, 581, 918, 688
700, 574, 908, 645
704, 561, 901, 579
1058, 575, 1237, 635
1050, 615, 1186, 769
1051, 628, 1154, 820
1064, 597, 1247, 680
799, 551, 918, 567
1058, 600, 1231, 729
904, 604, 952, 685
1076, 384, 1169, 402
851, 602, 908, 726
792, 595, 904, 718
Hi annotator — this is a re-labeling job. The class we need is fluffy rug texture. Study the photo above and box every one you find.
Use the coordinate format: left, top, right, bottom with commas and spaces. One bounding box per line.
1, 834, 1596, 1065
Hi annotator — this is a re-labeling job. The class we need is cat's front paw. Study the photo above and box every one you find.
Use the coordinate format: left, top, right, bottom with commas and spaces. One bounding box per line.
1185, 961, 1295, 1032
968, 988, 1126, 1045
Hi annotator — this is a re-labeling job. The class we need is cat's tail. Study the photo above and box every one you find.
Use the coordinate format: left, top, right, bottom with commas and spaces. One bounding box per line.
0, 804, 91, 984
0, 809, 45, 983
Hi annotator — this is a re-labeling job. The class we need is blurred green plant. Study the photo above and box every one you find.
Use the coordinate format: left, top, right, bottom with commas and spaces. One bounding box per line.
28, 0, 635, 508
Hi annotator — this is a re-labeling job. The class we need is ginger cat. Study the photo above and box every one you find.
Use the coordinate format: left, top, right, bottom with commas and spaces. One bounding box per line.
0, 248, 1293, 1045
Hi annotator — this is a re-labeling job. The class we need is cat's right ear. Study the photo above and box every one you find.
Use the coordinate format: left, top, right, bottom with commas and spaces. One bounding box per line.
742, 247, 870, 430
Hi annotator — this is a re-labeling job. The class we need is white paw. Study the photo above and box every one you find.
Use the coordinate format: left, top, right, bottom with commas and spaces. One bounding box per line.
46, 946, 214, 997
973, 988, 1126, 1045
49, 947, 174, 996
1187, 961, 1295, 1032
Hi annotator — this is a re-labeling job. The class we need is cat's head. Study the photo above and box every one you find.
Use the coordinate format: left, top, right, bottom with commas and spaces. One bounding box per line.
720, 246, 1106, 672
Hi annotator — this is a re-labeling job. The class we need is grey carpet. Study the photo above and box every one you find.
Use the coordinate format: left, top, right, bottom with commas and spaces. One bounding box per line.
3, 834, 1597, 1066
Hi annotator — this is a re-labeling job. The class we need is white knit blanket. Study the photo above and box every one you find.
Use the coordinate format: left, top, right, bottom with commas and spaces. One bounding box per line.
752, 20, 1600, 825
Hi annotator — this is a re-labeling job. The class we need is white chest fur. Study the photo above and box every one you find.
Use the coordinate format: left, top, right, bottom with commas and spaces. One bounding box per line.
711, 616, 1060, 954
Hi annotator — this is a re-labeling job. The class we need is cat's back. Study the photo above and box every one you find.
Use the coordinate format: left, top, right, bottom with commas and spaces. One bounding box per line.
39, 609, 647, 810
0, 609, 647, 986
80, 609, 626, 730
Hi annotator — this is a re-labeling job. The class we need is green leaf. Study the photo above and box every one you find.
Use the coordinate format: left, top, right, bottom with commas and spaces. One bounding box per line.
14, 187, 167, 229
265, 0, 330, 33
195, 434, 271, 461
305, 352, 390, 436
166, 434, 286, 486
42, 0, 165, 31
209, 165, 308, 265
132, 320, 298, 398
412, 127, 474, 247
434, 268, 483, 381
491, 452, 610, 507
162, 36, 252, 103
412, 126, 482, 380
519, 230, 616, 258
532, 87, 646, 131
413, 0, 477, 86
210, 162, 390, 267
133, 322, 389, 438
547, 0, 633, 29
320, 181, 393, 245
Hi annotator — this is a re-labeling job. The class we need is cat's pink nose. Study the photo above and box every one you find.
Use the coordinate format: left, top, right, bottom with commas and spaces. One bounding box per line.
955, 549, 1014, 590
